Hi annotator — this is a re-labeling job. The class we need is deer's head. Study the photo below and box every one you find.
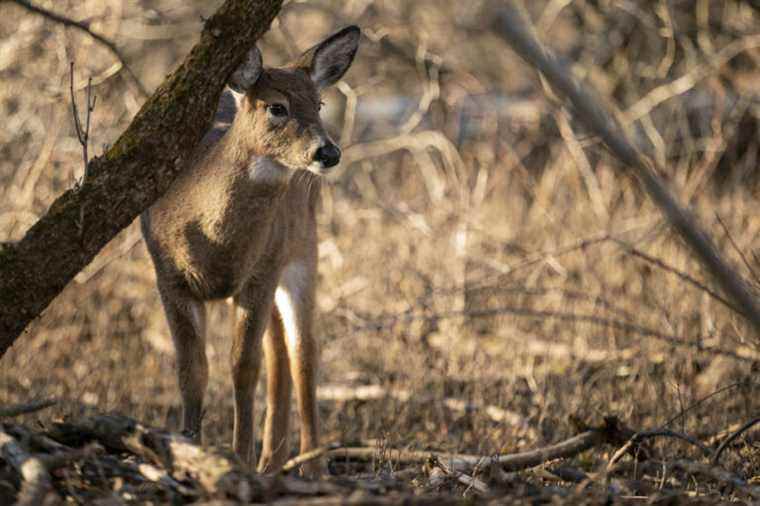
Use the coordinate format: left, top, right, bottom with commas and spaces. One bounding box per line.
227, 26, 360, 175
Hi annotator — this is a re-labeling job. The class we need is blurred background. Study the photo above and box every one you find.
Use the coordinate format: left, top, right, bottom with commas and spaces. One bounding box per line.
1, 0, 759, 477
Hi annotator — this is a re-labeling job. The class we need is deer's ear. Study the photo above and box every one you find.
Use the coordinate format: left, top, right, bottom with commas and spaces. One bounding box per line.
229, 46, 263, 92
296, 26, 360, 90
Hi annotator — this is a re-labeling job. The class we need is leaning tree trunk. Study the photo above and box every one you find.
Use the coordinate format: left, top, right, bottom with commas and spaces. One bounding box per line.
0, 0, 283, 357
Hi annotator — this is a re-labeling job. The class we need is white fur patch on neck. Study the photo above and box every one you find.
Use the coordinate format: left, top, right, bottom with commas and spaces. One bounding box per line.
248, 157, 289, 185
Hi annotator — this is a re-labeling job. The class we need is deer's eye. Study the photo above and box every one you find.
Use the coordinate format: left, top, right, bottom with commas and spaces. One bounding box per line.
267, 103, 288, 117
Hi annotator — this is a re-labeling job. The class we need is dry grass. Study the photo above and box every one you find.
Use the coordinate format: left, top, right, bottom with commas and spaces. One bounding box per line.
1, 0, 760, 503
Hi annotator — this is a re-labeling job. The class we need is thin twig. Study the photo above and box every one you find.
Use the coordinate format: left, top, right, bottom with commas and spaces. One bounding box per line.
613, 238, 741, 315
711, 417, 760, 465
7, 0, 148, 97
0, 399, 57, 418
70, 62, 97, 179
715, 213, 760, 287
664, 380, 752, 428
355, 305, 759, 363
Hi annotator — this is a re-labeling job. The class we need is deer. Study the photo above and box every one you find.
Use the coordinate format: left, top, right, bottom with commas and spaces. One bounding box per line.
140, 26, 360, 477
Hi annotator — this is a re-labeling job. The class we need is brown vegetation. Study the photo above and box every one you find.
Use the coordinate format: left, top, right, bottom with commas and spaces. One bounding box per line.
1, 0, 760, 503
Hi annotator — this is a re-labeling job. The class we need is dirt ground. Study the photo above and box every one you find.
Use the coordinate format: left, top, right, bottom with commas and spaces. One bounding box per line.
1, 0, 760, 503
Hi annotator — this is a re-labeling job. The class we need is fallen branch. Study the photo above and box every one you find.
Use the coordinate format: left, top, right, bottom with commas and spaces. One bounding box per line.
0, 399, 57, 418
672, 459, 760, 500
328, 417, 627, 473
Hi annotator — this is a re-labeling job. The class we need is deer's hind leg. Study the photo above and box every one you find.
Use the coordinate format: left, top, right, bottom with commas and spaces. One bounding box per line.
274, 259, 322, 477
158, 288, 208, 442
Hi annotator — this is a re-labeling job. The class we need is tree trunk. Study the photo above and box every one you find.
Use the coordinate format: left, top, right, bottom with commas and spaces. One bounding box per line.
0, 0, 283, 357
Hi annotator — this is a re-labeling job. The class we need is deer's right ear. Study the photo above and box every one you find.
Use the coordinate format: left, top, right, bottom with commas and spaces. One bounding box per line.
296, 26, 361, 90
229, 46, 263, 92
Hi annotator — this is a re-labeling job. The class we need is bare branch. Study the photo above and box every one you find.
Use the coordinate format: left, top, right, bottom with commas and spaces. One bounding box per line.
711, 417, 760, 465
664, 380, 753, 428
6, 0, 148, 97
614, 238, 741, 316
491, 3, 760, 334
355, 304, 760, 363
715, 213, 760, 287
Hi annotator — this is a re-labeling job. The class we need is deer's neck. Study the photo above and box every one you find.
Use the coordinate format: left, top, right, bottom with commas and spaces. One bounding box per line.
245, 156, 292, 187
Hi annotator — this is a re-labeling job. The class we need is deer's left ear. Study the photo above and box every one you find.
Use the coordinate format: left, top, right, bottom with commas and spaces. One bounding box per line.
229, 46, 263, 93
296, 26, 360, 90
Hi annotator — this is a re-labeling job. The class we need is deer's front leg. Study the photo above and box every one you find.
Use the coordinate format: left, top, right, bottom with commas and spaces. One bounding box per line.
159, 289, 208, 442
258, 305, 293, 473
276, 259, 323, 478
231, 278, 278, 467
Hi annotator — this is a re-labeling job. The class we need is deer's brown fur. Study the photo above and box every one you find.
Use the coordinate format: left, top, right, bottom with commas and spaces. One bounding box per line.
141, 26, 360, 476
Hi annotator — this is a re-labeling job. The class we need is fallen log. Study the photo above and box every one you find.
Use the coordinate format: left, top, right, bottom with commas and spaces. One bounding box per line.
0, 427, 52, 506
47, 414, 255, 501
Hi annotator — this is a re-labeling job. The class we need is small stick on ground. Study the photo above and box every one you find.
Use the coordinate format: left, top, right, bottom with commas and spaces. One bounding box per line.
433, 457, 490, 495
0, 399, 57, 418
281, 443, 343, 474
711, 417, 760, 465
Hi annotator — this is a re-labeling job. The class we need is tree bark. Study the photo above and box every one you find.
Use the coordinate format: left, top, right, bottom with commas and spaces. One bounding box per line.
0, 0, 283, 357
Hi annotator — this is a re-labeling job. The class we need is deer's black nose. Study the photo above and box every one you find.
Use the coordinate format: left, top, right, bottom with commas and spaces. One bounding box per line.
314, 143, 341, 168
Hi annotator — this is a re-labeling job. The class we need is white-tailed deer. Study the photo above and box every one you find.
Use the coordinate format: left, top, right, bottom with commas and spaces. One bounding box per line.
141, 26, 360, 476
